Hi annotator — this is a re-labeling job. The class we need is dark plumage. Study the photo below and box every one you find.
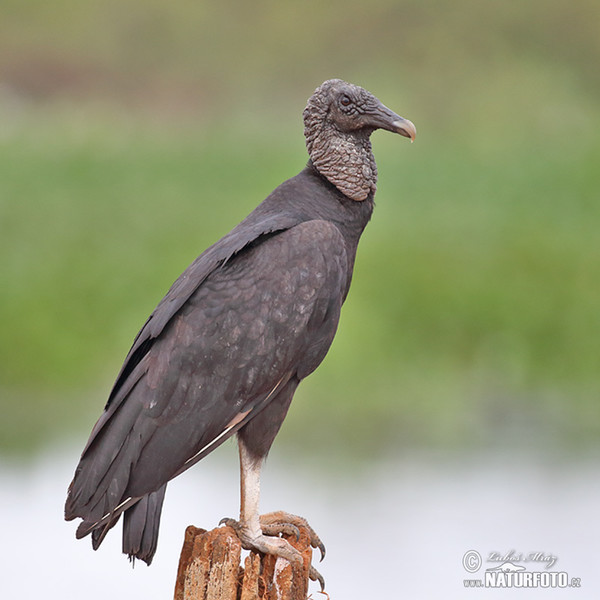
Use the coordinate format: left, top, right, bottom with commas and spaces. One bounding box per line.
65, 79, 415, 573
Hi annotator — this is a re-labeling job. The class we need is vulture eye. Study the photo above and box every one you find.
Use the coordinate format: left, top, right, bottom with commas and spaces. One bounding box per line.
340, 94, 352, 107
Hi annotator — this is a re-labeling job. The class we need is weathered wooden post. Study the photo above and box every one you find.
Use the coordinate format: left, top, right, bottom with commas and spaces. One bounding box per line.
174, 525, 314, 600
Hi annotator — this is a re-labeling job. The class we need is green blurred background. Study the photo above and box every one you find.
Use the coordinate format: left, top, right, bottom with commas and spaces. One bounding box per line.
1, 0, 599, 458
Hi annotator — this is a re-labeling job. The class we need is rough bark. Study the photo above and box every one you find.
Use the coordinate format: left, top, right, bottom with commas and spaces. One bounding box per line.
174, 525, 313, 600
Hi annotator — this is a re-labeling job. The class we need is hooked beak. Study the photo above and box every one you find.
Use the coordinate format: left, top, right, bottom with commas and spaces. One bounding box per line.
368, 102, 417, 142
390, 116, 417, 142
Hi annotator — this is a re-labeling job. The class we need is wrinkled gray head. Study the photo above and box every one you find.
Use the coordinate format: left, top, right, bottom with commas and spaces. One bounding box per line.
303, 79, 416, 201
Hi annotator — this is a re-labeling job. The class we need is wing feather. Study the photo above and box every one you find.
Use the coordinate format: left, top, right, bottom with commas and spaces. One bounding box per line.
66, 220, 348, 533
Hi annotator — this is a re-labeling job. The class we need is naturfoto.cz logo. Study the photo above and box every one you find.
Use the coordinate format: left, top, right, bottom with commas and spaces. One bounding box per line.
462, 550, 582, 589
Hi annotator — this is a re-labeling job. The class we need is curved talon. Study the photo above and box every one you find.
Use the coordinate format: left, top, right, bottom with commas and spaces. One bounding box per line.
317, 540, 326, 562
309, 565, 326, 592
219, 517, 236, 527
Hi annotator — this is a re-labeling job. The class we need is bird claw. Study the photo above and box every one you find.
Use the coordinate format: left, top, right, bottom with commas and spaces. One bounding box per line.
309, 565, 326, 592
219, 516, 303, 565
259, 511, 326, 561
219, 516, 237, 528
220, 511, 326, 589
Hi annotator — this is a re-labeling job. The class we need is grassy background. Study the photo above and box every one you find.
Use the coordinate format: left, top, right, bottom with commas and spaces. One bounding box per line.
1, 0, 599, 456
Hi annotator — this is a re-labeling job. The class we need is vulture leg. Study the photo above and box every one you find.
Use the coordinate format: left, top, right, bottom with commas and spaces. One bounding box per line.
220, 438, 325, 589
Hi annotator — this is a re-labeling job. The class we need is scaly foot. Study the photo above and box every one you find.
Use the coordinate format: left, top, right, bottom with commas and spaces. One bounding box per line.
220, 511, 326, 590
258, 511, 325, 561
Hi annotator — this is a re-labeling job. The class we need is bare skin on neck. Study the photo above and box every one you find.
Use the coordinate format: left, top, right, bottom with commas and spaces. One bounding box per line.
303, 78, 415, 201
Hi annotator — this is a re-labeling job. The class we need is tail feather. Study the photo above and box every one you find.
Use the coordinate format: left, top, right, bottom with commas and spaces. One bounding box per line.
122, 485, 167, 565
72, 485, 167, 566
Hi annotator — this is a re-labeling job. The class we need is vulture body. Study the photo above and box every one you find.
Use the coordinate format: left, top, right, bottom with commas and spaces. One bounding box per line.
65, 79, 415, 574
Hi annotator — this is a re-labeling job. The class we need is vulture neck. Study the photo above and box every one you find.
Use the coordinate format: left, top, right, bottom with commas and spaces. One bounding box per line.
305, 123, 378, 202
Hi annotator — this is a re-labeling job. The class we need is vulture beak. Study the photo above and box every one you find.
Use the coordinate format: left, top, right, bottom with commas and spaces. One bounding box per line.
369, 102, 417, 142
390, 116, 417, 142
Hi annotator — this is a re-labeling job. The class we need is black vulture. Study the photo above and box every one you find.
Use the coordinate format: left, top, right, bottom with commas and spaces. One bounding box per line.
65, 79, 416, 581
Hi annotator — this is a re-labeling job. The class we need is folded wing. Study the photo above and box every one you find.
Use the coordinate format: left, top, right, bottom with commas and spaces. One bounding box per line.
65, 219, 348, 560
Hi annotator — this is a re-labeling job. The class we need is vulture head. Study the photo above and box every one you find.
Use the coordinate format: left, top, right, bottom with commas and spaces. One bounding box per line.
303, 79, 416, 201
